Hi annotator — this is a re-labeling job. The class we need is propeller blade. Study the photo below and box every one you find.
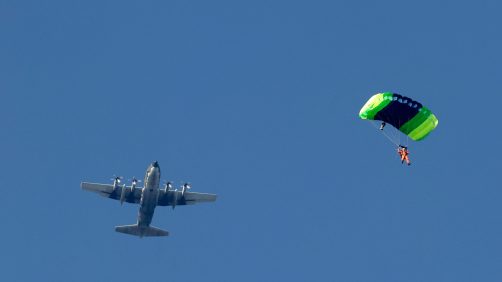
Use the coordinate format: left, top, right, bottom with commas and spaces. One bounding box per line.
129, 177, 142, 184
111, 175, 124, 183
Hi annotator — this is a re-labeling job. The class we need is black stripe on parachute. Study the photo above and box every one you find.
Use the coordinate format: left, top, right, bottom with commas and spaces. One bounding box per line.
373, 93, 423, 129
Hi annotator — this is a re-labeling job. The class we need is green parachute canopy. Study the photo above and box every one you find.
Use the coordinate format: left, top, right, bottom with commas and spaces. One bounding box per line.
359, 93, 438, 141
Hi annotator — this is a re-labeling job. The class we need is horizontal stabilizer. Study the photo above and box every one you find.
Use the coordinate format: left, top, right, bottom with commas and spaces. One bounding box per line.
115, 224, 169, 237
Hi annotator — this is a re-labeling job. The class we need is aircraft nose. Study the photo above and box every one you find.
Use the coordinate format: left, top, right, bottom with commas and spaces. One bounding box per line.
152, 161, 159, 168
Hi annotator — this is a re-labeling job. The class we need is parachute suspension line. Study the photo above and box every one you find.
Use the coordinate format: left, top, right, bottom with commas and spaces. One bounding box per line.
397, 120, 409, 148
368, 121, 399, 147
389, 124, 400, 146
396, 120, 409, 148
398, 120, 402, 146
383, 128, 400, 147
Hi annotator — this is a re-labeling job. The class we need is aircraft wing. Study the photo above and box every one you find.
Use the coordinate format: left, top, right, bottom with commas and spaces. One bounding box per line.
157, 190, 217, 206
81, 182, 142, 204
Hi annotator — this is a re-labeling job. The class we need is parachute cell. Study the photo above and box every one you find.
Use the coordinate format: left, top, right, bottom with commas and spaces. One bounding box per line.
359, 93, 438, 141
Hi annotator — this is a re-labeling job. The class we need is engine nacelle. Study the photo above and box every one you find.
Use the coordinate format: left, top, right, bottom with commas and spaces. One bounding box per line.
181, 183, 191, 196
164, 182, 173, 193
112, 176, 123, 190
119, 184, 126, 205
172, 189, 178, 210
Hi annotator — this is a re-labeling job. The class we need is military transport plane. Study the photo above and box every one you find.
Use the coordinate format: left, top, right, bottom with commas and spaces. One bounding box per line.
81, 161, 217, 237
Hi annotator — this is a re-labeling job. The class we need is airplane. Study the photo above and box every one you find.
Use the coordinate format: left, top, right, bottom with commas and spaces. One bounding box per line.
81, 161, 217, 237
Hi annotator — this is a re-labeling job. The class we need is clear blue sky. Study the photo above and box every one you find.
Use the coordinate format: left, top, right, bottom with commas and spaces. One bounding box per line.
1, 0, 502, 281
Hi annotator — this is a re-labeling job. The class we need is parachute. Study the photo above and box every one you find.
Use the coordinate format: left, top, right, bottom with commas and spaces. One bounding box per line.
359, 93, 438, 142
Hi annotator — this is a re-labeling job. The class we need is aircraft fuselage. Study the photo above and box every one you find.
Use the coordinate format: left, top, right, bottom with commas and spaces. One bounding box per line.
137, 161, 161, 227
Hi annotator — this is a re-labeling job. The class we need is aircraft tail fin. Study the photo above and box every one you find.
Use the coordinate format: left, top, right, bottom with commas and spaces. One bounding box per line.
115, 224, 169, 237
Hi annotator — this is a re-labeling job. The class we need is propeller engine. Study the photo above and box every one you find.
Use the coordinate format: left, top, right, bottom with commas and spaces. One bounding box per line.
129, 177, 142, 188
111, 175, 123, 189
169, 182, 191, 210
120, 177, 142, 206
181, 182, 191, 197
163, 181, 173, 192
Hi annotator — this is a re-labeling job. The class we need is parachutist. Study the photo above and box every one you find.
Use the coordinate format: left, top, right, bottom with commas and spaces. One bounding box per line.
397, 145, 411, 166
379, 122, 386, 130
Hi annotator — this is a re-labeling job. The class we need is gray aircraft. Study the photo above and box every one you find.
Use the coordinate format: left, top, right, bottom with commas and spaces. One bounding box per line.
81, 161, 217, 237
